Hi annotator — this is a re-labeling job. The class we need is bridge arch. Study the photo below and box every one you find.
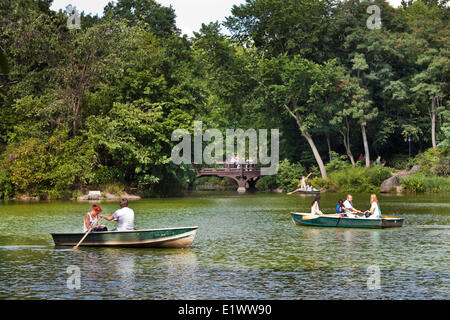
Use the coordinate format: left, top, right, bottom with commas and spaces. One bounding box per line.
196, 164, 261, 193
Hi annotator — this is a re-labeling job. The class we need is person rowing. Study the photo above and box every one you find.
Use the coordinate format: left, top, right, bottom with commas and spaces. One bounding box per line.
83, 204, 107, 232
287, 172, 313, 194
101, 198, 135, 231
343, 194, 363, 218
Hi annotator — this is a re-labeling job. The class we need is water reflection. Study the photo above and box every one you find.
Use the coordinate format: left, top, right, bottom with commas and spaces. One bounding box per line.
0, 193, 448, 299
163, 250, 199, 299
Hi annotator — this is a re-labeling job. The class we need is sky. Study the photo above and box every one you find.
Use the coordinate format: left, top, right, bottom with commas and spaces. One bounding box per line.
51, 0, 405, 37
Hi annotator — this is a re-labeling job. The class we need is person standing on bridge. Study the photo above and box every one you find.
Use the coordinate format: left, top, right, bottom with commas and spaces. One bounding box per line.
247, 157, 254, 170
235, 154, 241, 168
229, 155, 236, 168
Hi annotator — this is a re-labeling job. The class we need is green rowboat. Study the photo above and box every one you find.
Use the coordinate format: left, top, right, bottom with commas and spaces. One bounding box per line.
51, 226, 198, 248
291, 212, 403, 229
295, 190, 320, 195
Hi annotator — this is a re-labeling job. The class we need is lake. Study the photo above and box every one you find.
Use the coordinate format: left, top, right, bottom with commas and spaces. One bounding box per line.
0, 193, 448, 299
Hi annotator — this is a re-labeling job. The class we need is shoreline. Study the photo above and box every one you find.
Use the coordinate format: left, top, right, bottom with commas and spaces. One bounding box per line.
3, 189, 449, 202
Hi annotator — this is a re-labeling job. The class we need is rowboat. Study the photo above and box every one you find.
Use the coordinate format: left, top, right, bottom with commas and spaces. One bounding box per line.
295, 190, 320, 195
51, 226, 198, 248
291, 212, 403, 229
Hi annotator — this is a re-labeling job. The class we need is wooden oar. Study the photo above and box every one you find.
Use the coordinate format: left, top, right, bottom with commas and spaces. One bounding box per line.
302, 214, 321, 220
287, 188, 301, 195
73, 217, 102, 250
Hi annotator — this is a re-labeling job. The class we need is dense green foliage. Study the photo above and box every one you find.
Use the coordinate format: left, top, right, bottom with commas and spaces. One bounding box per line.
274, 159, 307, 192
0, 0, 448, 198
401, 174, 450, 192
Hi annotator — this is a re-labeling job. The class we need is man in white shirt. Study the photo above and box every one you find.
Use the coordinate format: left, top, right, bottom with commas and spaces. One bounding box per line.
343, 194, 362, 218
101, 198, 135, 231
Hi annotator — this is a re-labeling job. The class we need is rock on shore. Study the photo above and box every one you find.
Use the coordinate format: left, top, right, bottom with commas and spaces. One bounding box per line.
76, 192, 141, 201
380, 176, 402, 193
380, 165, 421, 193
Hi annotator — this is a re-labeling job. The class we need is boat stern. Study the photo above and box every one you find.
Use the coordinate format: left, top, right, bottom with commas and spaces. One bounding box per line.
381, 217, 404, 228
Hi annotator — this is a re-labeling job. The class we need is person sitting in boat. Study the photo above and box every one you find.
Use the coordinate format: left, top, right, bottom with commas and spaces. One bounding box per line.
311, 194, 323, 215
84, 204, 108, 232
336, 199, 351, 217
101, 198, 135, 231
343, 194, 362, 218
363, 194, 382, 219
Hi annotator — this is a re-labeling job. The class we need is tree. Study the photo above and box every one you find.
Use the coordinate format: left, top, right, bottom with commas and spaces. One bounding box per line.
224, 0, 332, 61
350, 52, 378, 167
330, 74, 364, 166
103, 0, 179, 38
252, 55, 342, 178
412, 48, 449, 149
438, 101, 450, 154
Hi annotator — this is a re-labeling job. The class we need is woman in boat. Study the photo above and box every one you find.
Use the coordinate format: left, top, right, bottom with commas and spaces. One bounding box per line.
83, 204, 108, 232
311, 194, 323, 215
364, 194, 382, 219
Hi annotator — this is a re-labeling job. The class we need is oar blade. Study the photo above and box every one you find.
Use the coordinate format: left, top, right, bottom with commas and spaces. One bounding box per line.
302, 215, 320, 220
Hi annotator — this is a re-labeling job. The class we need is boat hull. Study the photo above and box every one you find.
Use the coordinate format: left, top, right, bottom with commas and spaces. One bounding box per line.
51, 226, 198, 248
291, 212, 403, 229
296, 190, 320, 195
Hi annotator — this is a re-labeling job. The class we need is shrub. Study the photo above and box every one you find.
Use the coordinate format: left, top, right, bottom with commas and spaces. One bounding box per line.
401, 174, 450, 193
0, 168, 13, 199
400, 176, 425, 192
412, 148, 449, 176
91, 165, 122, 186
2, 128, 96, 198
329, 168, 372, 193
365, 166, 393, 186
327, 165, 392, 193
325, 154, 352, 172
103, 182, 126, 196
310, 177, 329, 190
389, 154, 413, 170
276, 159, 306, 192
256, 175, 278, 191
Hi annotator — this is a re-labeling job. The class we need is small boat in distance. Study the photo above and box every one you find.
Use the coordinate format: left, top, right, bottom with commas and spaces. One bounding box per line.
51, 226, 198, 248
291, 212, 403, 229
295, 189, 320, 195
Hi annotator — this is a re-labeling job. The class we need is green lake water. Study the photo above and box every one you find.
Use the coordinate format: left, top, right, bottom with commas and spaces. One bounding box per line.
0, 192, 448, 299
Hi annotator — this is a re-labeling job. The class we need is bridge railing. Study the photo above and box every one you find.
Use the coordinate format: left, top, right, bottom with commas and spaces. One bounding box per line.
197, 162, 261, 174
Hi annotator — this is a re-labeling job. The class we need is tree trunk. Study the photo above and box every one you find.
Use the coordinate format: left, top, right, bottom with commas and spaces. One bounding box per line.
252, 77, 328, 178
341, 117, 355, 166
302, 130, 327, 178
72, 97, 80, 136
361, 123, 370, 167
326, 133, 332, 162
280, 102, 328, 179
431, 95, 437, 149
